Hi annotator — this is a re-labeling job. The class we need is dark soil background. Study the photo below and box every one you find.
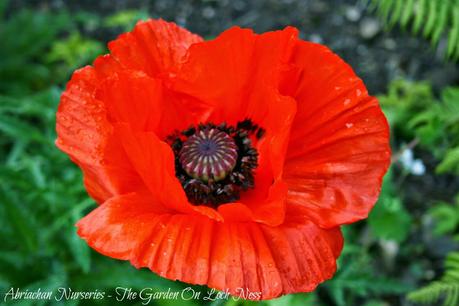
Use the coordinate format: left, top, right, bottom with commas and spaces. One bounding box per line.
10, 0, 459, 94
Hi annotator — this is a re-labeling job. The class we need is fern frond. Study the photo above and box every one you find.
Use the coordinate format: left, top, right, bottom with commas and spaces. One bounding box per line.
407, 252, 459, 306
447, 4, 459, 58
413, 0, 428, 34
400, 0, 415, 28
388, 0, 403, 27
408, 282, 459, 305
368, 0, 459, 60
445, 252, 459, 281
432, 0, 449, 45
423, 0, 437, 37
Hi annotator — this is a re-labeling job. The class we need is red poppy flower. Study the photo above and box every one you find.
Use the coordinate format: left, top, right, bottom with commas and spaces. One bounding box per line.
56, 19, 390, 300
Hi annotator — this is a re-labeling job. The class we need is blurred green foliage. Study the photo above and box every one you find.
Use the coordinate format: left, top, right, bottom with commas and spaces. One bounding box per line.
47, 32, 104, 74
380, 79, 459, 175
368, 170, 412, 243
369, 0, 459, 59
0, 2, 458, 306
407, 252, 459, 306
429, 195, 459, 240
323, 229, 411, 306
104, 9, 149, 30
378, 79, 459, 305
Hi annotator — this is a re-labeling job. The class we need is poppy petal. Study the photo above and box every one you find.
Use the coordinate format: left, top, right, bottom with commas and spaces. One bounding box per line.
217, 88, 296, 226
99, 70, 210, 139
173, 26, 298, 125
76, 193, 169, 258
56, 66, 145, 203
108, 19, 203, 78
114, 123, 223, 221
77, 195, 343, 300
172, 28, 299, 224
282, 41, 391, 228
100, 71, 164, 132
259, 220, 343, 296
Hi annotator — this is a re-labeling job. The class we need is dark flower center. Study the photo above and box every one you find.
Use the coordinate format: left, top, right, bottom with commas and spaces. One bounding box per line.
179, 128, 238, 182
167, 120, 265, 207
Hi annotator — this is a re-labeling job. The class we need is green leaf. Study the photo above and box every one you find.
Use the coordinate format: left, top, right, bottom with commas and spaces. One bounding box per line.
103, 9, 149, 31
47, 32, 104, 67
0, 186, 38, 252
0, 114, 46, 142
432, 1, 449, 45
408, 252, 459, 306
401, 0, 415, 28
378, 0, 395, 23
67, 211, 91, 273
447, 5, 459, 58
370, 0, 459, 60
429, 201, 459, 236
436, 146, 459, 173
413, 0, 427, 34
368, 175, 412, 243
389, 0, 404, 27
0, 10, 72, 95
0, 0, 8, 18
265, 293, 317, 306
423, 0, 437, 37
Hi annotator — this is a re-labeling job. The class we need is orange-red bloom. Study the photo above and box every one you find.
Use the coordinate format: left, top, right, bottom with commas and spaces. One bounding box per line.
56, 19, 390, 300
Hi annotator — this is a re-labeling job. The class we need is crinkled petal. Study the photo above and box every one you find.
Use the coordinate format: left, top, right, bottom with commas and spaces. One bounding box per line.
108, 19, 203, 78
99, 70, 210, 139
76, 193, 168, 257
100, 71, 164, 132
217, 87, 296, 226
77, 196, 343, 300
281, 41, 391, 228
56, 66, 146, 203
172, 26, 298, 125
171, 27, 299, 224
114, 123, 223, 221
56, 18, 208, 204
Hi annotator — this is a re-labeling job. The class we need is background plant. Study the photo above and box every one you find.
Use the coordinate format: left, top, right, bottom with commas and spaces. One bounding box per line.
368, 0, 459, 59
